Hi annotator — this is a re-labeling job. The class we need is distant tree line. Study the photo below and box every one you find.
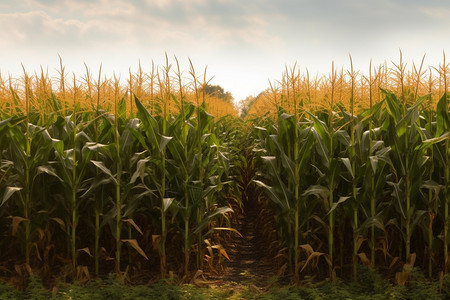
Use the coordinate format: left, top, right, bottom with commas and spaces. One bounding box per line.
239, 92, 265, 118
202, 84, 233, 103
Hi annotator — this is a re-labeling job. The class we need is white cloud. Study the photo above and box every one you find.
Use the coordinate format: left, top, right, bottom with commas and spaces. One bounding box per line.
420, 6, 450, 20
0, 0, 449, 101
0, 11, 86, 45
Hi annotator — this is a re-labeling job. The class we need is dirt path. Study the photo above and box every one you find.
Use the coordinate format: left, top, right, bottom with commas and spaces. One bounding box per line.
204, 201, 277, 287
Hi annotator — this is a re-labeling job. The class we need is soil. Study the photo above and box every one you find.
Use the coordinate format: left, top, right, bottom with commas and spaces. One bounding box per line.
204, 200, 278, 288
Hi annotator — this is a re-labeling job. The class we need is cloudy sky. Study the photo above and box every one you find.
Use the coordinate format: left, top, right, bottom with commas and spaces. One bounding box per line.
1, 0, 449, 102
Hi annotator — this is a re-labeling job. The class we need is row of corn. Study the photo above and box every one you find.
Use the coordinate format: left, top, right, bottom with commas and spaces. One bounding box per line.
251, 56, 449, 281
0, 58, 240, 282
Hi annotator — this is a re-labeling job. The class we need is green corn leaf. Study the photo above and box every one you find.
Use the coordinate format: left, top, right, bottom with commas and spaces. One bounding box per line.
307, 111, 330, 146
118, 96, 127, 118
130, 158, 149, 184
436, 92, 450, 136
269, 135, 295, 182
415, 132, 449, 151
312, 128, 330, 168
120, 118, 139, 151
159, 135, 173, 153
80, 178, 114, 198
36, 165, 63, 182
91, 160, 117, 185
369, 156, 378, 173
327, 196, 350, 215
162, 198, 175, 213
335, 130, 350, 147
410, 210, 427, 231
254, 180, 288, 210
0, 118, 11, 129
341, 157, 353, 178
302, 185, 330, 199
421, 180, 441, 197
277, 113, 293, 123
382, 88, 402, 122
193, 206, 234, 235
359, 216, 386, 232
1, 187, 22, 207
134, 96, 160, 149
261, 156, 292, 209
387, 181, 406, 219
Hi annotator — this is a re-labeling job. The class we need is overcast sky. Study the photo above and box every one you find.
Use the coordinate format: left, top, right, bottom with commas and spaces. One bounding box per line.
1, 0, 449, 102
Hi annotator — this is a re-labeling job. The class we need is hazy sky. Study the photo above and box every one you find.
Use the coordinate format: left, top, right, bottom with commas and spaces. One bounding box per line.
1, 0, 449, 102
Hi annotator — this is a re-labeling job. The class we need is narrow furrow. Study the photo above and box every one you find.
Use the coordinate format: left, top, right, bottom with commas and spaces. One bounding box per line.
205, 202, 276, 287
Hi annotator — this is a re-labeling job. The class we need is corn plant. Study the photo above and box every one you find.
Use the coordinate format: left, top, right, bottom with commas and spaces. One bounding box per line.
163, 94, 238, 277
2, 57, 450, 285
2, 118, 61, 266
340, 101, 392, 278
0, 117, 24, 257
381, 88, 448, 269
306, 110, 349, 279
254, 108, 316, 278
88, 112, 146, 274
174, 57, 192, 276
133, 96, 172, 277
164, 101, 198, 275
425, 92, 450, 273
51, 113, 93, 270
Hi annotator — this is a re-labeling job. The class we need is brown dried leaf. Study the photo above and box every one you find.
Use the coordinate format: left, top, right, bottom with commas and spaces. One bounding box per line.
190, 269, 203, 284
324, 254, 331, 267
25, 264, 32, 275
204, 254, 217, 274
11, 216, 26, 236
122, 218, 143, 235
152, 235, 161, 252
395, 271, 408, 286
76, 265, 90, 282
31, 243, 42, 261
300, 251, 324, 273
219, 248, 230, 261
213, 227, 243, 237
389, 256, 399, 270
14, 265, 22, 276
122, 239, 148, 260
300, 244, 314, 255
357, 252, 371, 266
77, 247, 93, 257
405, 252, 416, 269
206, 247, 213, 257
36, 228, 45, 241
278, 263, 287, 276
211, 244, 230, 261
51, 217, 65, 226
356, 237, 365, 252
377, 238, 390, 260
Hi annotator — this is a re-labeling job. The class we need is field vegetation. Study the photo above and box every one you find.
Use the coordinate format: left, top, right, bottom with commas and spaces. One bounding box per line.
0, 53, 449, 297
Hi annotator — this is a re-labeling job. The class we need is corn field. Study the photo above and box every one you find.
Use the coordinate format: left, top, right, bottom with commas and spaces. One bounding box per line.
0, 58, 239, 285
0, 55, 449, 287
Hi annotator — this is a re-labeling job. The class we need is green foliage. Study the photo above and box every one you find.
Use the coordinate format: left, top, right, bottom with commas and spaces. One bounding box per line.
0, 272, 448, 299
0, 281, 22, 300
252, 88, 449, 282
25, 275, 48, 300
405, 268, 440, 300
0, 85, 449, 288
